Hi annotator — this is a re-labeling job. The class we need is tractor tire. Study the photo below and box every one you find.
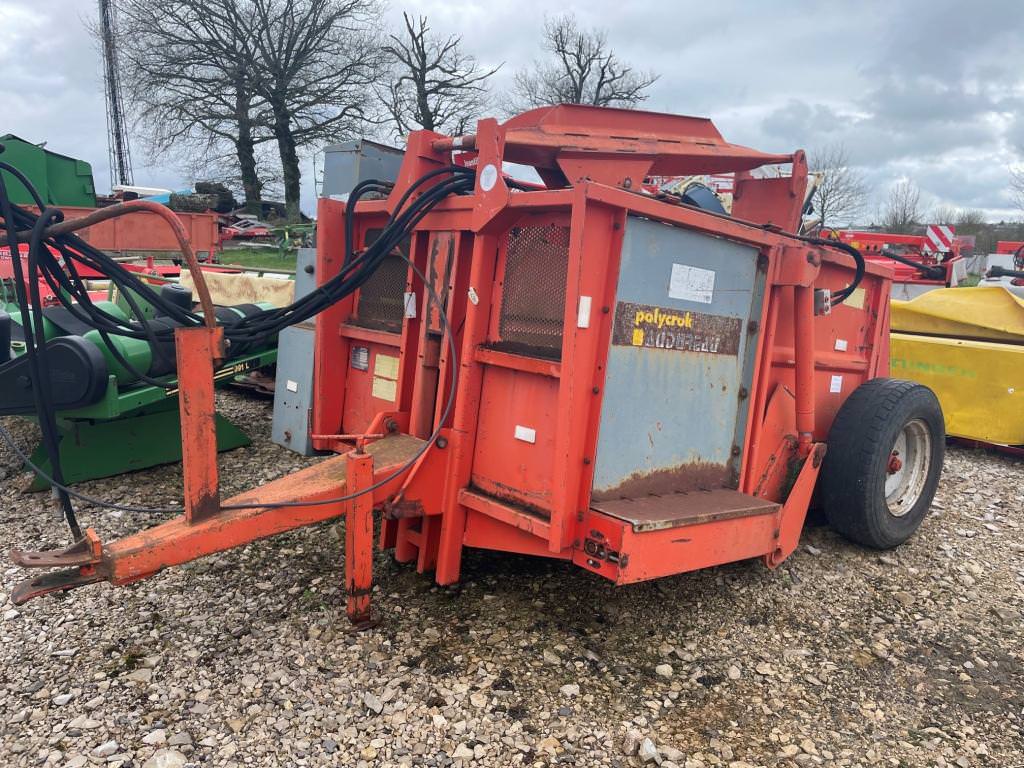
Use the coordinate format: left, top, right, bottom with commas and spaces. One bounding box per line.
820, 377, 944, 550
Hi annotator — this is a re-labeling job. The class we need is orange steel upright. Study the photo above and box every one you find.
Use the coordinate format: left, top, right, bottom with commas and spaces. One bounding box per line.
10, 105, 898, 619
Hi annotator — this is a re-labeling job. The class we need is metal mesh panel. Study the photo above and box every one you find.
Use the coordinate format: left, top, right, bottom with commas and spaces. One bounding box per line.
353, 229, 408, 332
495, 225, 571, 359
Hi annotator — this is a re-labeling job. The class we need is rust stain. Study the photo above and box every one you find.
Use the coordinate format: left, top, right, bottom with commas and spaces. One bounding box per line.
467, 482, 552, 520
591, 460, 728, 501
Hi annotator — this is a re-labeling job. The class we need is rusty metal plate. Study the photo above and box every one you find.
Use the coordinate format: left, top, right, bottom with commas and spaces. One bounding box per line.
611, 301, 742, 356
591, 488, 779, 532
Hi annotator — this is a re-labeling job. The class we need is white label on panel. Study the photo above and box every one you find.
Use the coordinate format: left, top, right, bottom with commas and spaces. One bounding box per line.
403, 291, 417, 318
834, 338, 848, 352
286, 379, 299, 393
480, 164, 499, 191
669, 263, 715, 304
577, 295, 592, 328
468, 286, 479, 305
514, 425, 537, 444
829, 375, 843, 394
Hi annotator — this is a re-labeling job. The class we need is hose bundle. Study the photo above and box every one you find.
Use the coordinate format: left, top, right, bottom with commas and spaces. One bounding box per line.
0, 153, 474, 534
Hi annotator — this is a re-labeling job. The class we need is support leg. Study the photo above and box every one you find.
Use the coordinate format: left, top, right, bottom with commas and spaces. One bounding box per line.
344, 450, 375, 627
176, 326, 223, 521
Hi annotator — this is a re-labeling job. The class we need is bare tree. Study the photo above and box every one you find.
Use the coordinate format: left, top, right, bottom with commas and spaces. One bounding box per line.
807, 143, 868, 228
117, 0, 273, 214
511, 14, 658, 111
881, 180, 923, 234
928, 204, 960, 225
249, 0, 385, 220
1011, 167, 1024, 214
952, 208, 992, 253
380, 13, 499, 138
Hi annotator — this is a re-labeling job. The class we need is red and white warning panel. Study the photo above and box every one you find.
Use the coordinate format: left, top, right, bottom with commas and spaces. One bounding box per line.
923, 224, 955, 254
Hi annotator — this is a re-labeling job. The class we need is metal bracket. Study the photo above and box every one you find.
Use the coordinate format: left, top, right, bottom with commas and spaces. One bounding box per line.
9, 529, 105, 604
11, 528, 102, 568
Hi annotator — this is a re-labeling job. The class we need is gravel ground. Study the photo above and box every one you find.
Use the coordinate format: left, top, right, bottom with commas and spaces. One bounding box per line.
1, 391, 1022, 768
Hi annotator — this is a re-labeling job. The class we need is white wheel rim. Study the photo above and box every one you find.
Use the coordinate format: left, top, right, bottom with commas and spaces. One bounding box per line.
885, 418, 932, 517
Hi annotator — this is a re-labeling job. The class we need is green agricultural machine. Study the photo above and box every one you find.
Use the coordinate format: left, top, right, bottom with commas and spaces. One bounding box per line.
1, 283, 277, 489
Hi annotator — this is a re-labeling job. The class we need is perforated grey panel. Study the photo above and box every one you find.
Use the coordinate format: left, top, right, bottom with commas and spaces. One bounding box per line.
353, 229, 408, 332
495, 225, 570, 359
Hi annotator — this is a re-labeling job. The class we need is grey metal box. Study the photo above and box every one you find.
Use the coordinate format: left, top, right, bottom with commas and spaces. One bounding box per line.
322, 139, 404, 200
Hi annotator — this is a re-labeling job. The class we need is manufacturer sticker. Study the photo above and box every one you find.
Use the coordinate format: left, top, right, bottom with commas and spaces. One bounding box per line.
829, 375, 843, 393
669, 263, 715, 304
350, 346, 369, 371
612, 301, 741, 356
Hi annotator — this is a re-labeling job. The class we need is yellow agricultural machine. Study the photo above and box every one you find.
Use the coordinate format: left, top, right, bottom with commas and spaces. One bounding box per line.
890, 285, 1024, 451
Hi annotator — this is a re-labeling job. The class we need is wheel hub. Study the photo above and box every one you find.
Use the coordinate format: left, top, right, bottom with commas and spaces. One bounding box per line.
884, 419, 932, 517
887, 453, 903, 473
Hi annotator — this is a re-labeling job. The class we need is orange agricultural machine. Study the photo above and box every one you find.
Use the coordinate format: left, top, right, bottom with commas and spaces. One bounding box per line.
7, 106, 945, 625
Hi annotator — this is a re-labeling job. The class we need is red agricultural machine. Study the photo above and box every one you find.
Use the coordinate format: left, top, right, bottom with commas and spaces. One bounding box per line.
826, 228, 967, 299
991, 240, 1024, 284
7, 105, 945, 625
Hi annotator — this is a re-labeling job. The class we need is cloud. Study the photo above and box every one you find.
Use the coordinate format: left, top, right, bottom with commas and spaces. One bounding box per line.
1, 0, 1022, 219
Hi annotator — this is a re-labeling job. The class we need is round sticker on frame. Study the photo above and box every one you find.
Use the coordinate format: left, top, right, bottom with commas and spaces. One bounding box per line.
479, 164, 499, 191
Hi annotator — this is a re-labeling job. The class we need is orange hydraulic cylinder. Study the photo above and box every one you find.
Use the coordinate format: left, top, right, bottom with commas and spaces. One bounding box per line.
793, 285, 816, 455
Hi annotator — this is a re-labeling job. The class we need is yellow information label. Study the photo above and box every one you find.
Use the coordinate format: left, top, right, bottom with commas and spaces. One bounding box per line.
372, 376, 397, 402
374, 353, 399, 380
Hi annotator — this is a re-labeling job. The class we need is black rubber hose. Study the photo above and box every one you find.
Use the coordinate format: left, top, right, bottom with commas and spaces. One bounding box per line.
987, 265, 1024, 280
798, 236, 866, 305
879, 248, 946, 281
0, 186, 81, 537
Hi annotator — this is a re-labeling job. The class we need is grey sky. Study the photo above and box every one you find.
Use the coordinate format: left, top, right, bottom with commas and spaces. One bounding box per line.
2, 0, 1022, 219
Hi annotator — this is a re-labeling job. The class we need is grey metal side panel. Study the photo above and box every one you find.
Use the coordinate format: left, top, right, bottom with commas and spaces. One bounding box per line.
293, 247, 317, 298
271, 248, 319, 455
591, 217, 763, 498
271, 325, 317, 455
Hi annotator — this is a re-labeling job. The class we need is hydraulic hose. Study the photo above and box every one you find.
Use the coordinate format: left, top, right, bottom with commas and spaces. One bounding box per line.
797, 236, 866, 305
879, 247, 946, 281
0, 157, 475, 528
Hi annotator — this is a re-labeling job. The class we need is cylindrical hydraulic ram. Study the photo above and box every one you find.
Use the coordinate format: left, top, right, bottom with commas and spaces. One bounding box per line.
793, 284, 816, 456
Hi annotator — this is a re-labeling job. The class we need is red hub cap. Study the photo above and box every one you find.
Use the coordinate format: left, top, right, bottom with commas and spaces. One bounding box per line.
887, 452, 903, 474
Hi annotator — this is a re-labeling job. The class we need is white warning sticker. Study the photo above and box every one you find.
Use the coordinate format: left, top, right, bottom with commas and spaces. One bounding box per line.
829, 375, 843, 394
514, 425, 537, 444
669, 263, 715, 304
834, 338, 848, 352
577, 295, 592, 328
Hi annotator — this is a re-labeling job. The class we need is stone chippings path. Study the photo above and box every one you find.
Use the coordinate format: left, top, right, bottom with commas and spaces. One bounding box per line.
1, 392, 1022, 767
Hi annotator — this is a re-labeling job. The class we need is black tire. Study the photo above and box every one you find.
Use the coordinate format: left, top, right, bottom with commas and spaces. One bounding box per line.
820, 377, 944, 549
